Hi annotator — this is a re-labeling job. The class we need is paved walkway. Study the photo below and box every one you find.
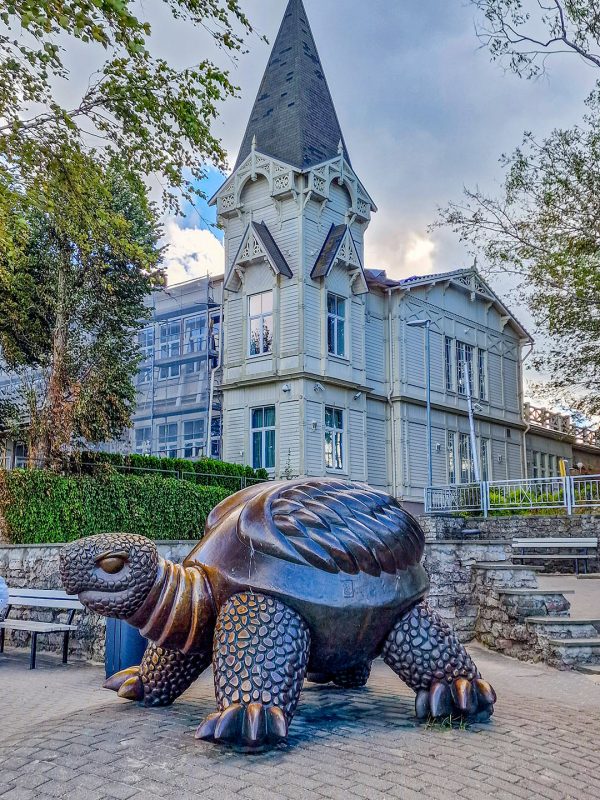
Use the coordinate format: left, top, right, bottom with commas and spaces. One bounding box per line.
537, 574, 600, 619
1, 644, 599, 800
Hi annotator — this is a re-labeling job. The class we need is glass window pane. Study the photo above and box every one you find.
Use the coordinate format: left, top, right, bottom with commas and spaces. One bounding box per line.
325, 407, 334, 428
337, 297, 346, 318
265, 430, 275, 469
264, 406, 276, 428
327, 294, 336, 314
334, 432, 343, 470
261, 291, 273, 314
327, 316, 335, 354
337, 320, 345, 356
334, 409, 343, 429
324, 431, 333, 469
252, 431, 263, 469
262, 315, 273, 353
252, 409, 263, 429
250, 318, 261, 356
249, 294, 262, 317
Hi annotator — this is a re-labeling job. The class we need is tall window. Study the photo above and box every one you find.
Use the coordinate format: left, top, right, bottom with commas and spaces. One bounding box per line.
211, 416, 222, 460
447, 431, 457, 484
325, 407, 344, 472
480, 438, 491, 481
252, 406, 276, 470
532, 451, 540, 479
209, 312, 221, 369
138, 329, 154, 385
327, 294, 346, 357
157, 423, 178, 458
184, 420, 205, 459
456, 341, 475, 397
135, 427, 152, 455
184, 316, 207, 354
249, 291, 273, 356
478, 350, 488, 401
445, 337, 454, 392
159, 322, 181, 380
459, 433, 474, 483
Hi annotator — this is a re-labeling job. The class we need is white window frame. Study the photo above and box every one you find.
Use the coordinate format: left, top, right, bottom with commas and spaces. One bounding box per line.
138, 328, 154, 385
183, 419, 205, 460
478, 349, 488, 401
480, 438, 491, 481
456, 341, 475, 397
251, 406, 276, 472
445, 336, 455, 392
327, 293, 347, 358
447, 430, 457, 484
324, 406, 345, 473
459, 432, 474, 484
248, 291, 274, 358
159, 321, 182, 381
183, 315, 207, 355
157, 423, 178, 459
135, 427, 152, 455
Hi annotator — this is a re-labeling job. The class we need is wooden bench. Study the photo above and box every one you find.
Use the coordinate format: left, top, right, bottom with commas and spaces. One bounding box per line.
0, 588, 84, 669
512, 538, 599, 575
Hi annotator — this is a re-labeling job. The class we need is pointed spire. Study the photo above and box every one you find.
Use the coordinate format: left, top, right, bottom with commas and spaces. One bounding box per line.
234, 0, 351, 171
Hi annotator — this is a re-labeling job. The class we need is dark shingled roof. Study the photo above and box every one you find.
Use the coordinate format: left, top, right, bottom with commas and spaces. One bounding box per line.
311, 224, 348, 279
234, 0, 351, 171
253, 222, 293, 278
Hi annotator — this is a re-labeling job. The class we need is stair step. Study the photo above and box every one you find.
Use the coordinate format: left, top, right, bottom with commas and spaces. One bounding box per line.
577, 664, 600, 675
548, 638, 600, 647
577, 573, 600, 580
526, 617, 600, 626
475, 562, 543, 571
498, 589, 575, 596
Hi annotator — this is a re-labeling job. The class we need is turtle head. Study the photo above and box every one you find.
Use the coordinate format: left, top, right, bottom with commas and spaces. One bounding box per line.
60, 533, 160, 619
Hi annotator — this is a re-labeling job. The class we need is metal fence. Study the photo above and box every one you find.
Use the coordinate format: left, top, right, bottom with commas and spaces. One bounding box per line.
425, 474, 600, 516
0, 458, 267, 493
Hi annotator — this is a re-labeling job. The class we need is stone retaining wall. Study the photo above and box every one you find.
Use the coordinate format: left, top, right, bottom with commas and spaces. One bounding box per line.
419, 513, 600, 541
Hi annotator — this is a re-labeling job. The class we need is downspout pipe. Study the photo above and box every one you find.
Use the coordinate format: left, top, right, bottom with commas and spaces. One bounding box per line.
520, 342, 534, 477
386, 289, 398, 498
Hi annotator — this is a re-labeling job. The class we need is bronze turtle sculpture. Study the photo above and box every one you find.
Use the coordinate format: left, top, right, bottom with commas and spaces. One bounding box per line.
60, 478, 496, 750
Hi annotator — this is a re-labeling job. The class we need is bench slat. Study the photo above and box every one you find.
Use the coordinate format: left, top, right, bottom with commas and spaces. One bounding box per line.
513, 554, 596, 560
0, 620, 78, 633
7, 598, 83, 610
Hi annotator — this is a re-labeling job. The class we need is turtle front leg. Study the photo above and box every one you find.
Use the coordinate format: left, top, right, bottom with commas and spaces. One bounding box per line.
196, 593, 310, 751
104, 642, 211, 707
382, 601, 496, 723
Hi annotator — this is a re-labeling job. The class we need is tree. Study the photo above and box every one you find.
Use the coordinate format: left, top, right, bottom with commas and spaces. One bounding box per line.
437, 101, 600, 414
0, 1, 257, 212
469, 1, 600, 77
0, 144, 163, 467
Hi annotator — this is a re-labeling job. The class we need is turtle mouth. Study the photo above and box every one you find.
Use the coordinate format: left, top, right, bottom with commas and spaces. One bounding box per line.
77, 587, 147, 620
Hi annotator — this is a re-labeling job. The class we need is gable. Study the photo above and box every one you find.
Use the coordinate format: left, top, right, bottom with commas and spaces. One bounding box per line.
225, 222, 292, 292
311, 224, 368, 294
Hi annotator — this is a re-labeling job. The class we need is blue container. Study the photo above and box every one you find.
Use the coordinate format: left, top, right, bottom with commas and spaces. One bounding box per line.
105, 619, 147, 679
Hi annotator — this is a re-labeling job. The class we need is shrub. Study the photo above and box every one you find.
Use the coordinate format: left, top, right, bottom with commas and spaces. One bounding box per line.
0, 469, 231, 545
71, 452, 269, 489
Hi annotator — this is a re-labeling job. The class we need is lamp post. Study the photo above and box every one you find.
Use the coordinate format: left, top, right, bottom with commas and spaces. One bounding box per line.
407, 319, 433, 489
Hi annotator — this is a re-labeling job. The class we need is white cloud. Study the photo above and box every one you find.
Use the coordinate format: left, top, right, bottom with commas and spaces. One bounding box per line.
162, 220, 224, 285
403, 233, 436, 275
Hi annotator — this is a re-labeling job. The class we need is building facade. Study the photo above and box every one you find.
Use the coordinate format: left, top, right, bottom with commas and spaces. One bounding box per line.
3, 0, 599, 508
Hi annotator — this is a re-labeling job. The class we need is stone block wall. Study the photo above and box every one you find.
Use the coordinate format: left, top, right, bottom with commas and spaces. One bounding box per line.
419, 513, 600, 541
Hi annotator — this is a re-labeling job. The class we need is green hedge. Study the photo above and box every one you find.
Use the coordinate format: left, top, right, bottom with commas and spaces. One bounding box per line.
71, 452, 269, 491
0, 469, 231, 544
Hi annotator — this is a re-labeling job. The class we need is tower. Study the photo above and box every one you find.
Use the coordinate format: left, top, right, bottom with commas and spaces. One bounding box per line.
211, 0, 377, 479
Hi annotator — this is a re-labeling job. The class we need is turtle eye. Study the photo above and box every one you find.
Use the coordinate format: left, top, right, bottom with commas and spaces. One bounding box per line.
97, 555, 127, 575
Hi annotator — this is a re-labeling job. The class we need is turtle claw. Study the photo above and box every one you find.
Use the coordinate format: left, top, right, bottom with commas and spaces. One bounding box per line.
196, 703, 289, 751
103, 667, 142, 697
416, 677, 496, 723
117, 676, 144, 701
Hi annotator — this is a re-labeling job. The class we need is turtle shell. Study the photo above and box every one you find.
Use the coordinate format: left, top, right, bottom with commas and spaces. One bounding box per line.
185, 478, 429, 671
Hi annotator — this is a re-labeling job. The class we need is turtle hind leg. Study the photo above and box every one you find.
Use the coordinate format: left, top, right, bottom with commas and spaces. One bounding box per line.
104, 642, 210, 708
196, 593, 310, 752
382, 600, 496, 723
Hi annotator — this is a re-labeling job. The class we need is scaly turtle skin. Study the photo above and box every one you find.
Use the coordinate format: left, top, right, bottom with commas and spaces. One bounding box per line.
60, 479, 496, 751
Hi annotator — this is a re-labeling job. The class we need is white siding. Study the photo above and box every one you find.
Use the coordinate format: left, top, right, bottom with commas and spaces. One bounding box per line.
225, 298, 243, 365
366, 409, 388, 488
279, 400, 301, 477
349, 409, 366, 481
305, 400, 324, 475
223, 408, 245, 465
280, 284, 300, 357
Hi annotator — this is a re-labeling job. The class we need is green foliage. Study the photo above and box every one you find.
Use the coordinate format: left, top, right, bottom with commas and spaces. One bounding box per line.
0, 146, 164, 464
437, 95, 600, 414
0, 469, 230, 544
0, 1, 257, 212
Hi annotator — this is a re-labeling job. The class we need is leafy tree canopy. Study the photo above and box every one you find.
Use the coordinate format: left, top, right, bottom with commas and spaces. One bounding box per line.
0, 1, 256, 212
0, 143, 163, 465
